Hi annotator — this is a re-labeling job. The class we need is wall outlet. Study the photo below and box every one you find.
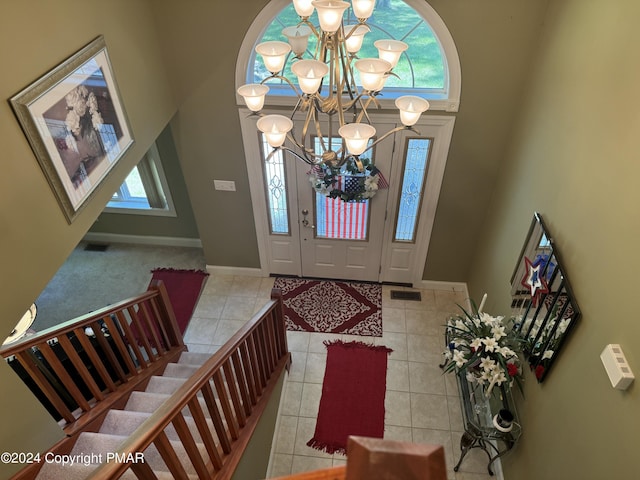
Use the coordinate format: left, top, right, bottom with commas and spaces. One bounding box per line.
214, 180, 236, 191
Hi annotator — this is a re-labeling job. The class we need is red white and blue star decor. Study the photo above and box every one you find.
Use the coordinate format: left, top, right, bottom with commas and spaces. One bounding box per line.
521, 256, 549, 306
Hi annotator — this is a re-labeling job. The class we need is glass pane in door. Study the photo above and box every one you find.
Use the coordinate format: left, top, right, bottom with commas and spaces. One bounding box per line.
394, 138, 432, 242
313, 137, 370, 240
261, 134, 289, 234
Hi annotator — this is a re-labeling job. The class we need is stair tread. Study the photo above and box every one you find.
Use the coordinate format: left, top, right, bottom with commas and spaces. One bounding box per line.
178, 351, 212, 366
163, 362, 201, 378
36, 462, 195, 480
101, 409, 218, 445
70, 431, 206, 477
145, 375, 188, 394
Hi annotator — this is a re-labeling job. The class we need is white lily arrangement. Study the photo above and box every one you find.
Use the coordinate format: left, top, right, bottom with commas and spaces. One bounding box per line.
442, 300, 524, 397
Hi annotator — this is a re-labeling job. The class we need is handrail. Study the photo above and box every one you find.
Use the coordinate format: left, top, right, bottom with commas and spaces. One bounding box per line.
89, 288, 291, 479
0, 280, 185, 431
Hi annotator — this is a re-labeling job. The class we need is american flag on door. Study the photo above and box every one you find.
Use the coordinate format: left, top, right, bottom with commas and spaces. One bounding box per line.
323, 175, 369, 240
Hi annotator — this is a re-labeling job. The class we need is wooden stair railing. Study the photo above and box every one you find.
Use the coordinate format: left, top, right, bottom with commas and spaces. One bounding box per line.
89, 288, 291, 480
0, 280, 186, 436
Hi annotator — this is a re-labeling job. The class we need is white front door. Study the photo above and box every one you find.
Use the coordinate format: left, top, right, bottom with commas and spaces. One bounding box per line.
240, 108, 454, 286
294, 125, 395, 281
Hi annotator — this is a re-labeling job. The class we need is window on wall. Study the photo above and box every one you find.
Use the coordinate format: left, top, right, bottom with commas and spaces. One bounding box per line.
241, 0, 460, 109
106, 142, 175, 216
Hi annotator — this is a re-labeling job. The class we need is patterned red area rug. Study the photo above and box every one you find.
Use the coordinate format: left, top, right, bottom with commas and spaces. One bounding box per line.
308, 340, 393, 454
273, 277, 382, 336
149, 268, 209, 335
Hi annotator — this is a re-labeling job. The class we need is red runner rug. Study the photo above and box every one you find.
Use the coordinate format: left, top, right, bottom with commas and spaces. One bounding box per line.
273, 277, 382, 337
149, 268, 209, 335
308, 340, 393, 454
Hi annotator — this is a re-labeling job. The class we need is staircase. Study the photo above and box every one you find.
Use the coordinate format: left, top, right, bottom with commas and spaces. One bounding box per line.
3, 285, 291, 480
35, 351, 212, 479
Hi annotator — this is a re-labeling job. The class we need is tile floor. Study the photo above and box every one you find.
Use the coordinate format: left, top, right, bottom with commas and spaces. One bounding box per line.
183, 274, 499, 480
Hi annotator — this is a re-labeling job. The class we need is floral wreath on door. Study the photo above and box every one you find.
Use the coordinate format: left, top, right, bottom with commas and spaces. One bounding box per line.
307, 157, 388, 202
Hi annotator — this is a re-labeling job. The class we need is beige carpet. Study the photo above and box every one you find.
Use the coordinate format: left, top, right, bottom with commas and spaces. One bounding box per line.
33, 242, 205, 332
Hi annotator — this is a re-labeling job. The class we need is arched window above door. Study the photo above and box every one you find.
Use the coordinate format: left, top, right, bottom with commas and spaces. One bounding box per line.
235, 0, 461, 112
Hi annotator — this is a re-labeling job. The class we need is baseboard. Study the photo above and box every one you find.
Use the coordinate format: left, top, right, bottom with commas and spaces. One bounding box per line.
416, 279, 468, 294
83, 232, 202, 248
206, 265, 265, 277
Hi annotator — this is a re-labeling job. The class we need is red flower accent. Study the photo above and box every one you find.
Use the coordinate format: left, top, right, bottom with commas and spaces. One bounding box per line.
507, 363, 519, 377
535, 365, 545, 380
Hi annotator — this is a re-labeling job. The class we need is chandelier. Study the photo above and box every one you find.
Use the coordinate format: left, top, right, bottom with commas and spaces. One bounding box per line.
237, 0, 430, 172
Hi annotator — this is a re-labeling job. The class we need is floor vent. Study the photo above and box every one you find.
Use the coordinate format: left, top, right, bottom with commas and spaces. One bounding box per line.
84, 243, 109, 252
390, 290, 422, 301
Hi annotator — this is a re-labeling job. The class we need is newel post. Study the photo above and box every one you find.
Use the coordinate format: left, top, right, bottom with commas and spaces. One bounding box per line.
270, 288, 289, 361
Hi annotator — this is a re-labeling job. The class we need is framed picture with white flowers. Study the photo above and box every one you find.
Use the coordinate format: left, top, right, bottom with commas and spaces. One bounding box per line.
10, 35, 134, 223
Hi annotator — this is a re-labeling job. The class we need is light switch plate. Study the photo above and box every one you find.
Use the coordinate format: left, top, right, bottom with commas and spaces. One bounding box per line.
214, 180, 236, 191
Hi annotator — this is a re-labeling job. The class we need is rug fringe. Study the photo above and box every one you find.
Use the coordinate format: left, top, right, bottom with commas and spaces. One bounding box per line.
323, 339, 393, 354
151, 267, 209, 276
306, 438, 347, 455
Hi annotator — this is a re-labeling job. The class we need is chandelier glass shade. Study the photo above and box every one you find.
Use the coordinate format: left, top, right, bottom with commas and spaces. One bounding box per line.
238, 0, 430, 170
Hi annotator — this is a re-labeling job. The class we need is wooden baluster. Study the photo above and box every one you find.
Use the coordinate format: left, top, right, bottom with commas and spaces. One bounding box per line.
37, 341, 91, 412
102, 315, 138, 376
239, 341, 258, 405
271, 288, 288, 357
201, 381, 232, 454
149, 279, 183, 349
128, 304, 156, 362
115, 310, 148, 369
248, 331, 267, 390
56, 334, 104, 401
90, 321, 127, 383
14, 350, 76, 423
72, 327, 117, 392
231, 350, 253, 415
258, 322, 274, 375
265, 313, 278, 368
212, 370, 240, 440
129, 460, 159, 480
222, 361, 246, 427
153, 431, 191, 480
187, 396, 223, 471
148, 298, 172, 349
139, 301, 166, 355
172, 414, 210, 479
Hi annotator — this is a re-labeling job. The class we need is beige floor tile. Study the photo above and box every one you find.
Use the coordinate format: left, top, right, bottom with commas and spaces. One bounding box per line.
408, 361, 447, 395
268, 453, 293, 477
410, 392, 451, 430
293, 417, 332, 458
298, 383, 322, 418
287, 331, 311, 352
212, 319, 247, 344
288, 351, 307, 382
231, 275, 263, 296
221, 296, 258, 319
281, 381, 303, 416
308, 333, 341, 353
303, 352, 327, 383
290, 455, 334, 474
412, 427, 456, 473
374, 331, 407, 361
275, 415, 298, 454
381, 307, 407, 332
191, 294, 227, 318
384, 390, 411, 427
383, 425, 413, 442
182, 317, 219, 345
386, 359, 410, 392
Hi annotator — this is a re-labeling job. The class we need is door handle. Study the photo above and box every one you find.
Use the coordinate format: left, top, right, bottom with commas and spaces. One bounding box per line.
301, 209, 315, 229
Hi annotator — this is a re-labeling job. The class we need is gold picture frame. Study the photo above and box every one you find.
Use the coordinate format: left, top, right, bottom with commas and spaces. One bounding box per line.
10, 35, 134, 223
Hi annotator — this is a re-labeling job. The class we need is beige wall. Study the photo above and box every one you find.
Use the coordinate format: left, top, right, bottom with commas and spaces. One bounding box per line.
151, 0, 549, 277
0, 0, 177, 474
467, 0, 639, 478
